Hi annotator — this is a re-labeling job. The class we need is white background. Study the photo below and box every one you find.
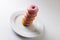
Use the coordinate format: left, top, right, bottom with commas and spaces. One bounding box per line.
0, 0, 60, 40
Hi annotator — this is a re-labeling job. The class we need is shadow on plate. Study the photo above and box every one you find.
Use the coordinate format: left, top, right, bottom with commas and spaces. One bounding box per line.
12, 25, 45, 40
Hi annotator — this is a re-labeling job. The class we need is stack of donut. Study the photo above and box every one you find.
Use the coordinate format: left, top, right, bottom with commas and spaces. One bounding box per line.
22, 5, 38, 26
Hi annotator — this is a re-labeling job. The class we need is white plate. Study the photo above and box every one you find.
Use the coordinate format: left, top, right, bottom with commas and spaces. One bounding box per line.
10, 11, 45, 38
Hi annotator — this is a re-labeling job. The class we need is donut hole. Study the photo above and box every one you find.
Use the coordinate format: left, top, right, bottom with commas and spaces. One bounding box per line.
32, 6, 35, 9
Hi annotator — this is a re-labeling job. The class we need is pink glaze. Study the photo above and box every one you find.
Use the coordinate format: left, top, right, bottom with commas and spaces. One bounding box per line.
23, 5, 38, 26
27, 5, 38, 14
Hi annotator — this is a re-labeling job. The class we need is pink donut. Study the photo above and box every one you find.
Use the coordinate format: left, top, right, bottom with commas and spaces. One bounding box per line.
22, 5, 38, 26
27, 5, 38, 14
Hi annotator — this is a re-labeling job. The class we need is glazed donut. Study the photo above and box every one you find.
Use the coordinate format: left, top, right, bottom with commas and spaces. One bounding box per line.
22, 5, 38, 26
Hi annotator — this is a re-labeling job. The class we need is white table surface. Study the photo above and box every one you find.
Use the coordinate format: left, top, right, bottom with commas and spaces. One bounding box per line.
0, 0, 60, 40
